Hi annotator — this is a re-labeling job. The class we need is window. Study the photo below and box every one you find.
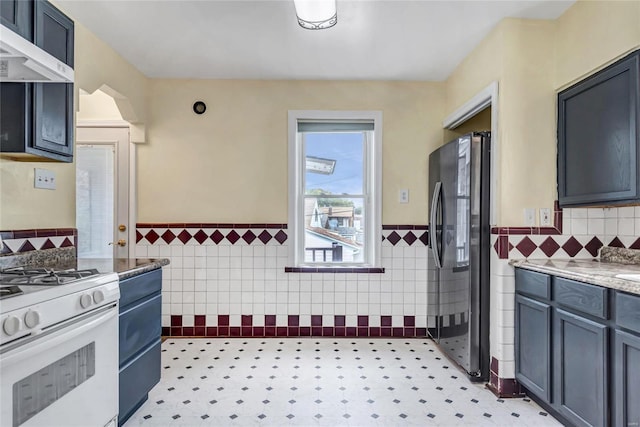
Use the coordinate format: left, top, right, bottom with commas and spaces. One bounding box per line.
288, 111, 382, 268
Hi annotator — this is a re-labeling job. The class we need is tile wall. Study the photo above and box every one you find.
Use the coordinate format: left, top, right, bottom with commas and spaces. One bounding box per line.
488, 205, 640, 395
135, 225, 437, 338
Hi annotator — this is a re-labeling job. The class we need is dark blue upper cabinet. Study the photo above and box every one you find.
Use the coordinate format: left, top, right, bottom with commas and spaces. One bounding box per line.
1, 0, 33, 41
34, 0, 73, 67
558, 50, 640, 207
0, 0, 74, 162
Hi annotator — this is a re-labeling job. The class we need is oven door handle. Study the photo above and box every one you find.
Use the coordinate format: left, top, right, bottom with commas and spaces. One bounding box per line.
0, 305, 117, 364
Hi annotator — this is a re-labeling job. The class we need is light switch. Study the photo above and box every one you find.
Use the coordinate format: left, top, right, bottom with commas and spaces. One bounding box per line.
540, 208, 551, 226
34, 168, 56, 190
399, 189, 409, 203
524, 208, 536, 226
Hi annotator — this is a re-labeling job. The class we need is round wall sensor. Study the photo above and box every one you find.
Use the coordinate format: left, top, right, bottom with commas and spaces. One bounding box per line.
193, 101, 206, 115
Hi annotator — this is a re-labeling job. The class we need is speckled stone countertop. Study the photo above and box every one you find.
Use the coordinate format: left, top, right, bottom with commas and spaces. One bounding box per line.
75, 258, 170, 280
0, 248, 169, 280
510, 254, 640, 296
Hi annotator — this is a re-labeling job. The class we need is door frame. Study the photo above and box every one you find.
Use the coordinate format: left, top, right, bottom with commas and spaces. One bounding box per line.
76, 121, 136, 258
442, 81, 498, 226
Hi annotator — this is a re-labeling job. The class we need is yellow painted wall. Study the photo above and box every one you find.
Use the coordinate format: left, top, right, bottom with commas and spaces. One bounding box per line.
445, 19, 556, 226
72, 24, 148, 126
4, 0, 639, 231
445, 22, 505, 116
0, 22, 147, 230
0, 159, 76, 229
444, 0, 640, 226
499, 19, 556, 226
138, 80, 445, 224
554, 0, 640, 90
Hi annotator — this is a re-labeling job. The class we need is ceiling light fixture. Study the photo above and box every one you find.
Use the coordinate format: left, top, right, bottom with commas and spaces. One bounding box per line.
293, 0, 337, 30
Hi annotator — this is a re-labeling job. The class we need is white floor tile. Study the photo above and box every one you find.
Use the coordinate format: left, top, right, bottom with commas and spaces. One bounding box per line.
124, 338, 561, 427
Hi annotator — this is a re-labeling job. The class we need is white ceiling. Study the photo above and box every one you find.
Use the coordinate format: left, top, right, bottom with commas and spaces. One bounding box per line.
55, 0, 575, 81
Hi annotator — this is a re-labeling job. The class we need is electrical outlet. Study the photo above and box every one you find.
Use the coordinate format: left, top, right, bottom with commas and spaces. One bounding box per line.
399, 189, 409, 203
540, 208, 551, 226
524, 208, 536, 226
34, 168, 56, 190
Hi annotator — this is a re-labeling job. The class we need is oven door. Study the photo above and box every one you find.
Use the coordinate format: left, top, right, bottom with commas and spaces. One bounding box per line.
0, 304, 119, 427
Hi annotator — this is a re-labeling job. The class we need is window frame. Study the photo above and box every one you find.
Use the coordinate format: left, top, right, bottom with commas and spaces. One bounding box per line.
287, 110, 382, 268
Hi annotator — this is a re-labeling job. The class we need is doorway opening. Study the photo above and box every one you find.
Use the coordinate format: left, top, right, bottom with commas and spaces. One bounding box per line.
75, 88, 133, 259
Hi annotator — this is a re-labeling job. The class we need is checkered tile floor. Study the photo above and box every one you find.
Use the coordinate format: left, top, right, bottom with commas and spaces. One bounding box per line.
124, 338, 560, 426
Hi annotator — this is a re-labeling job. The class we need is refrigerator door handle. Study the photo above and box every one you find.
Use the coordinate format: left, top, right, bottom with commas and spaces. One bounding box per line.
430, 181, 442, 269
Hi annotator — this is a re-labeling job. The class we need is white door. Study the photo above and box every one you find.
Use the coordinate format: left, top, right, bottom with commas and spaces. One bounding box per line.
76, 126, 131, 259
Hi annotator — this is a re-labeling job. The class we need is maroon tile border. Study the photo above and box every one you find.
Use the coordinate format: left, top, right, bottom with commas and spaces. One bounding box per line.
496, 234, 628, 260
0, 228, 77, 239
137, 224, 430, 247
490, 202, 563, 236
284, 267, 385, 273
0, 228, 78, 255
489, 201, 631, 259
382, 225, 428, 230
137, 223, 288, 229
162, 314, 427, 338
485, 356, 524, 398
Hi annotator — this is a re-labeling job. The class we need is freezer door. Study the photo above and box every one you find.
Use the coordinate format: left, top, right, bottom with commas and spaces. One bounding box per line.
438, 135, 475, 374
427, 148, 442, 340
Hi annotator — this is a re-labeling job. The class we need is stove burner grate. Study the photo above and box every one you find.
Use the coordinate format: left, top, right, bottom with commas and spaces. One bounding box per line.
0, 285, 23, 299
0, 268, 100, 286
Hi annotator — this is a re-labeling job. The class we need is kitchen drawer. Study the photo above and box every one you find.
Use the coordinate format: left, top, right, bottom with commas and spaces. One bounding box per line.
515, 268, 551, 300
119, 269, 162, 309
119, 293, 161, 366
616, 291, 640, 334
554, 277, 608, 319
119, 340, 161, 426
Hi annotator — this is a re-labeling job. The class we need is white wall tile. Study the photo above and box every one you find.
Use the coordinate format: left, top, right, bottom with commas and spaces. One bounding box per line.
570, 208, 588, 219
618, 207, 635, 218
589, 208, 606, 218
571, 218, 588, 235
604, 218, 618, 243
587, 218, 604, 235
619, 218, 635, 236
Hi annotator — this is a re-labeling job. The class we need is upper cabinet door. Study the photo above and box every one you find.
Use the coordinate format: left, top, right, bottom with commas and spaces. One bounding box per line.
1, 0, 33, 41
34, 0, 74, 66
32, 0, 74, 160
557, 51, 639, 207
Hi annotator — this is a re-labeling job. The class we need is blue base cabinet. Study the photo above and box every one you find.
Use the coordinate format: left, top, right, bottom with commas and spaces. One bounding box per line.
118, 269, 162, 426
515, 268, 615, 427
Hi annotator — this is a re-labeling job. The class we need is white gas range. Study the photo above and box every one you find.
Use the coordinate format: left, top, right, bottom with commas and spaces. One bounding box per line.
0, 267, 120, 427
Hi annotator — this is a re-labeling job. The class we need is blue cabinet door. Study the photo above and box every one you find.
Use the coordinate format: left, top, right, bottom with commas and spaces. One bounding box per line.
515, 294, 552, 403
558, 50, 639, 207
614, 329, 640, 427
1, 0, 32, 40
554, 309, 608, 427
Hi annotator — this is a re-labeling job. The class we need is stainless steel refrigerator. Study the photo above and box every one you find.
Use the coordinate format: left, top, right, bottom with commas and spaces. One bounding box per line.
428, 131, 491, 381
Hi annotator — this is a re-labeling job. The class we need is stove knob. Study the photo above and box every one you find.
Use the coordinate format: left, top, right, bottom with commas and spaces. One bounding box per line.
24, 310, 40, 328
93, 290, 105, 304
80, 294, 93, 309
3, 316, 21, 336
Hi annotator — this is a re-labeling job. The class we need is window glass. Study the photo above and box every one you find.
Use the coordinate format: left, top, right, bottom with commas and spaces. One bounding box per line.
302, 132, 366, 265
289, 112, 381, 268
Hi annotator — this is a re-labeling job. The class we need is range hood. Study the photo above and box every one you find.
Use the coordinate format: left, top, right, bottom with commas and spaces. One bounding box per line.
0, 23, 73, 83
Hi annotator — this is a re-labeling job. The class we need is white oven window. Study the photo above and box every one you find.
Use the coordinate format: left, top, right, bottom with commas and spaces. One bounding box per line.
13, 342, 96, 427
